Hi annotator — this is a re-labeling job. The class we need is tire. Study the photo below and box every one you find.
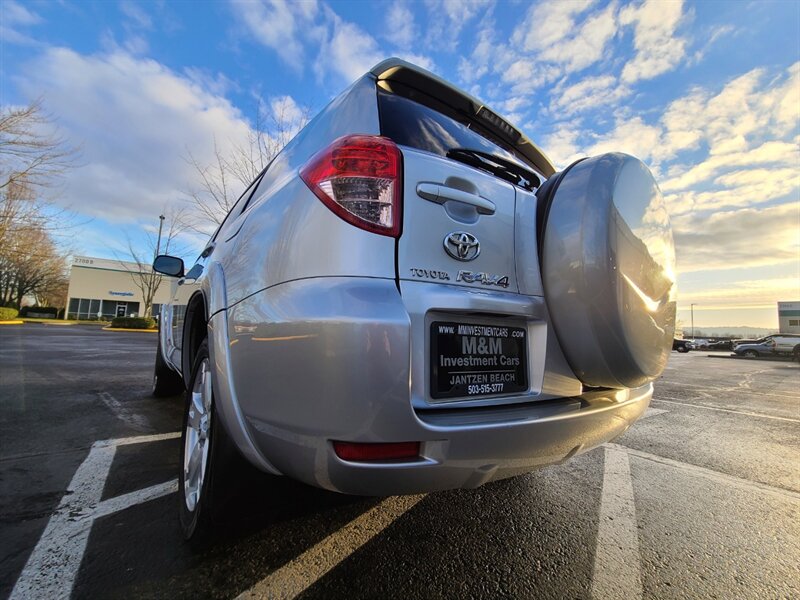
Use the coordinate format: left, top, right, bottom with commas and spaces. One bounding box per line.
677, 346, 689, 353
744, 350, 759, 358
179, 339, 229, 540
540, 153, 676, 388
793, 345, 800, 363
152, 337, 185, 397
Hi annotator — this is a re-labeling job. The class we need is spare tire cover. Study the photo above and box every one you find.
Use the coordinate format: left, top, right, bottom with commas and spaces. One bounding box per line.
542, 153, 676, 389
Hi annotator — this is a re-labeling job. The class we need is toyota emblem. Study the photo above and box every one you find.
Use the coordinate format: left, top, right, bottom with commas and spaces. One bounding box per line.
443, 231, 480, 261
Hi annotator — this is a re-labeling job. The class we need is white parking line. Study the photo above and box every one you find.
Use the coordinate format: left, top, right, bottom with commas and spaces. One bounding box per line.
97, 391, 152, 431
606, 443, 800, 503
236, 494, 425, 600
642, 407, 668, 419
10, 444, 116, 600
10, 433, 180, 600
591, 446, 643, 600
652, 397, 800, 423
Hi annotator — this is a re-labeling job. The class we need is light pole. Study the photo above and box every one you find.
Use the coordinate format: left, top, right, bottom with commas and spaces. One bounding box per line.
154, 214, 165, 261
690, 303, 697, 340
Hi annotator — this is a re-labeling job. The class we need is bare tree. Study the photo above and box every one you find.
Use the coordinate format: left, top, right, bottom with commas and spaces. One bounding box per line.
0, 220, 68, 309
0, 100, 73, 193
121, 211, 185, 318
0, 100, 75, 306
182, 97, 308, 233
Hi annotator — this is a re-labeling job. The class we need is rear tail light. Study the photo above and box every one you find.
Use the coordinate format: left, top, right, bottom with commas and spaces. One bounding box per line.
300, 135, 402, 237
333, 441, 420, 462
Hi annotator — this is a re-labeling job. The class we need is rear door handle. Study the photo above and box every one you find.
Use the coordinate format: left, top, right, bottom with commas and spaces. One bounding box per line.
416, 183, 496, 215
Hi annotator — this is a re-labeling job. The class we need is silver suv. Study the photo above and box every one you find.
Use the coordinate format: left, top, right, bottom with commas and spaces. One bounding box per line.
152, 58, 677, 538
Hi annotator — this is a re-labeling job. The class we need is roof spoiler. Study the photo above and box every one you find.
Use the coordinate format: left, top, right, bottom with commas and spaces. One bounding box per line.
370, 58, 556, 177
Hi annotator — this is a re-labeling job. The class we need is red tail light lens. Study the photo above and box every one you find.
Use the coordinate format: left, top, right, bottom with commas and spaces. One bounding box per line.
300, 135, 402, 237
333, 441, 420, 462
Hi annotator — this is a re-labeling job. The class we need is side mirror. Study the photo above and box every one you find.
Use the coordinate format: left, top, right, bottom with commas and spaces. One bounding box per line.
153, 254, 184, 277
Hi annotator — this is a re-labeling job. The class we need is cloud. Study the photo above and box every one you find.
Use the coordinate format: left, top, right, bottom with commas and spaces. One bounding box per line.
586, 116, 662, 161
676, 277, 800, 309
231, 0, 432, 84
316, 14, 384, 83
620, 0, 688, 83
384, 1, 416, 48
662, 140, 798, 192
16, 48, 257, 223
511, 1, 617, 78
512, 1, 592, 54
230, 0, 319, 71
1, 0, 43, 45
120, 2, 153, 30
540, 123, 585, 169
672, 202, 800, 273
549, 75, 631, 116
538, 1, 618, 72
663, 171, 798, 217
457, 24, 494, 84
423, 0, 488, 49
3, 0, 42, 26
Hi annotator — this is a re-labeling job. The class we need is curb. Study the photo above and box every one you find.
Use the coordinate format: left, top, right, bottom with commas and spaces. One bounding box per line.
0, 320, 24, 325
102, 326, 158, 333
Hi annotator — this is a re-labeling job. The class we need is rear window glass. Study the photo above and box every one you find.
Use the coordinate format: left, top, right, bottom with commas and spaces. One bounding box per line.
377, 87, 525, 167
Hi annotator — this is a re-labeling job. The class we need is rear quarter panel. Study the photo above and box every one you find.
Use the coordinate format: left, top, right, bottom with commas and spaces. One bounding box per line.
220, 75, 392, 307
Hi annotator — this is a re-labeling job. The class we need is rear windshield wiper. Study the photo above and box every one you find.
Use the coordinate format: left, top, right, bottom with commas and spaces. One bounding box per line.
446, 148, 539, 191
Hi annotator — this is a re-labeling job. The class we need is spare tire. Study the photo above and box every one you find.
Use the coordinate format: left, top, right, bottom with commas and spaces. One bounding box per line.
540, 153, 676, 389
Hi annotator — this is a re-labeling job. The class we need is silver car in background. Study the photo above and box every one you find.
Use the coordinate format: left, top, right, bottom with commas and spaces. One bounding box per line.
152, 58, 677, 539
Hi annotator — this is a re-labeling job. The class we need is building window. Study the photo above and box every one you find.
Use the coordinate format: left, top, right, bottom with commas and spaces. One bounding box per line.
67, 298, 139, 320
789, 319, 799, 326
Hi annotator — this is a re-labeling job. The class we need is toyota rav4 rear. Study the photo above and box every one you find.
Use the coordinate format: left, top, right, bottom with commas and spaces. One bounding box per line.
153, 58, 677, 538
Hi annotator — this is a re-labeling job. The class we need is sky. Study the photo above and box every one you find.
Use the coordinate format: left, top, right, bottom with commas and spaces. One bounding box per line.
1, 0, 798, 329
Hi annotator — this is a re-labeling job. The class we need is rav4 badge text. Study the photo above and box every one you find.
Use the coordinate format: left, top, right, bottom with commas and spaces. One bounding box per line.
409, 268, 510, 288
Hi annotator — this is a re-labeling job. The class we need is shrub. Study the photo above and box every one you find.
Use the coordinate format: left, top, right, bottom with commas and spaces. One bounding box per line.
20, 306, 59, 318
110, 316, 156, 329
0, 307, 19, 321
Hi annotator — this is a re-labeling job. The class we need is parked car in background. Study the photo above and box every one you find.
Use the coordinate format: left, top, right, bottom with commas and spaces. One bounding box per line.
707, 340, 733, 351
673, 338, 694, 353
734, 334, 800, 358
732, 336, 768, 349
151, 58, 677, 539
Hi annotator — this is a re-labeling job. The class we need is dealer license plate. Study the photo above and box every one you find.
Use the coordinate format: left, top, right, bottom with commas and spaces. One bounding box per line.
430, 321, 528, 400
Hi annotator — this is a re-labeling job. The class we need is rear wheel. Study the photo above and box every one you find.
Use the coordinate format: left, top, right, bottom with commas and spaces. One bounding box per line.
179, 339, 228, 540
744, 350, 759, 358
152, 337, 184, 397
677, 345, 689, 353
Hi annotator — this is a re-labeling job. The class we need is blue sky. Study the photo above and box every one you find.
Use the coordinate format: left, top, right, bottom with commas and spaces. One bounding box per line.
2, 0, 798, 328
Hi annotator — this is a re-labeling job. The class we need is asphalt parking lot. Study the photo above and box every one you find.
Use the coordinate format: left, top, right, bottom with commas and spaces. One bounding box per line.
1, 324, 798, 599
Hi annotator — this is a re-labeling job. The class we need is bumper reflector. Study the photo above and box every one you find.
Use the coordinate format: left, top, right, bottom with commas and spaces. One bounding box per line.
333, 441, 421, 461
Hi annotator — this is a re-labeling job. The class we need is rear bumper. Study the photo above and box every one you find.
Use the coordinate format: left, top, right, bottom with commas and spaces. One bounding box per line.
249, 384, 651, 495
224, 277, 652, 495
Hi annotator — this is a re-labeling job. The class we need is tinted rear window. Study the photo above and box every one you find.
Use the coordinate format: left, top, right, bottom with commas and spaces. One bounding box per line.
377, 86, 526, 167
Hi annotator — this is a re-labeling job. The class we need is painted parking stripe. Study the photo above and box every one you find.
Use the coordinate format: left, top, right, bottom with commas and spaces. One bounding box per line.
10, 433, 180, 600
92, 480, 178, 521
606, 443, 800, 502
236, 494, 425, 600
591, 446, 643, 600
642, 407, 668, 419
94, 430, 181, 447
652, 397, 800, 423
9, 444, 116, 600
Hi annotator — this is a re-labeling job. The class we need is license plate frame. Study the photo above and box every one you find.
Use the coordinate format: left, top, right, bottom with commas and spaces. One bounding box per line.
430, 320, 528, 400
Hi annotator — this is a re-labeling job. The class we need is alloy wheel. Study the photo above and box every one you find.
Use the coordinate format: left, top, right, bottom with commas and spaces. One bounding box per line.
183, 358, 212, 511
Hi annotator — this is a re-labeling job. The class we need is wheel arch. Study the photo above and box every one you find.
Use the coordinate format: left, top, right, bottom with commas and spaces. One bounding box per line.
182, 290, 209, 386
